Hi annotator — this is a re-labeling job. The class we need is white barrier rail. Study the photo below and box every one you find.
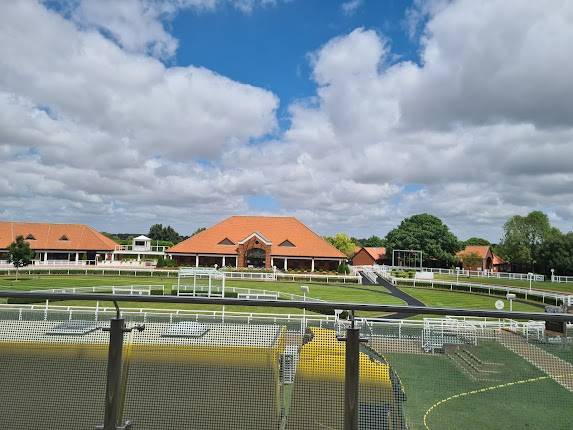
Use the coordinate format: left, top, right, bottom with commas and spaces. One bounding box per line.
394, 277, 572, 305
30, 284, 164, 295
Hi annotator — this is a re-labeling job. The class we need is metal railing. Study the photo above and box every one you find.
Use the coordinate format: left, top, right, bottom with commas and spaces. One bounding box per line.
114, 245, 167, 253
0, 290, 571, 430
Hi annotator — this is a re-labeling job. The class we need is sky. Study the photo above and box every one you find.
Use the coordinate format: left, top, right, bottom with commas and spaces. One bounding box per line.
1, 0, 573, 241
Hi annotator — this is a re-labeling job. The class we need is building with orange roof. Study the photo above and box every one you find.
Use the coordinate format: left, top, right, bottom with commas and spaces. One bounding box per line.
166, 216, 346, 271
0, 221, 117, 264
456, 245, 507, 272
351, 247, 387, 266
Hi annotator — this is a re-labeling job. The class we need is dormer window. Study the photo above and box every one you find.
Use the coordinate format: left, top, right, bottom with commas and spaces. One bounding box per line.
25, 234, 35, 240
59, 235, 69, 241
279, 240, 295, 247
218, 238, 235, 245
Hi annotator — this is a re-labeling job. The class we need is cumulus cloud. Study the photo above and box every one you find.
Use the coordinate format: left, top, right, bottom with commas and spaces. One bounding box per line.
1, 0, 573, 239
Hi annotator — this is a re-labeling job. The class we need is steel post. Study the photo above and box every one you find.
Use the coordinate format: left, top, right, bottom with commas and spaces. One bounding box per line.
103, 317, 125, 430
344, 327, 360, 430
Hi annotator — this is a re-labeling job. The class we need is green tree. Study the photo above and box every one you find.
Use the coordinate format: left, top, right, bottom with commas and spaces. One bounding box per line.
191, 227, 206, 236
325, 233, 356, 258
362, 235, 386, 247
8, 235, 35, 280
536, 232, 573, 276
459, 251, 483, 270
497, 211, 559, 271
385, 214, 461, 267
464, 237, 491, 246
148, 224, 182, 243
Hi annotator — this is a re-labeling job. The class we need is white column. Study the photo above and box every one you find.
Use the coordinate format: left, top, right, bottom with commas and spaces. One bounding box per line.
111, 253, 115, 262
311, 258, 315, 272
195, 254, 199, 267
284, 258, 288, 271
222, 256, 226, 267
137, 254, 141, 262
75, 252, 79, 262
43, 251, 48, 262
271, 257, 274, 267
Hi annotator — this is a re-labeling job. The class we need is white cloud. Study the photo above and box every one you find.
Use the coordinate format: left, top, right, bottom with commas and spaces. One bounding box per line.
1, 0, 573, 239
341, 0, 363, 16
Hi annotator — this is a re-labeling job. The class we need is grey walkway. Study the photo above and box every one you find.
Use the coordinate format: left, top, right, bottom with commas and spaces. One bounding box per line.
359, 272, 425, 319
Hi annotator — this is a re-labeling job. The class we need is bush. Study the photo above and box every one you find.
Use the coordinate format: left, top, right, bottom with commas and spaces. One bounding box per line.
156, 257, 177, 268
337, 262, 350, 274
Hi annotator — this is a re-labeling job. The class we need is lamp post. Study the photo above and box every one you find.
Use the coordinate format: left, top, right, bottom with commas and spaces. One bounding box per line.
300, 285, 309, 333
506, 293, 516, 312
456, 267, 460, 284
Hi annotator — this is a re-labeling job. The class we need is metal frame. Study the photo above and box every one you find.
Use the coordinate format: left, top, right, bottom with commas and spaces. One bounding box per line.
392, 249, 423, 268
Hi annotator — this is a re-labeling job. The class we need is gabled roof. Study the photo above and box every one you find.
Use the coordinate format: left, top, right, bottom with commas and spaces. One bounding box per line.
492, 253, 505, 265
167, 216, 345, 258
237, 231, 272, 245
0, 221, 117, 251
361, 247, 386, 260
134, 235, 150, 241
456, 245, 492, 260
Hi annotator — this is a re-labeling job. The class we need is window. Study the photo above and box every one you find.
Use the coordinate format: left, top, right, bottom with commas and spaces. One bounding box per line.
134, 241, 146, 247
218, 238, 235, 245
279, 240, 295, 247
25, 234, 35, 240
59, 235, 69, 241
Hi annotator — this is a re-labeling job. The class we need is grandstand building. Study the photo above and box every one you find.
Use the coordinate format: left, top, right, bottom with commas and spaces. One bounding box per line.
167, 216, 345, 271
0, 221, 116, 264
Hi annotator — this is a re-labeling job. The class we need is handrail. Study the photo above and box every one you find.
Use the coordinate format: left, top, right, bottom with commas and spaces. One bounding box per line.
0, 290, 571, 322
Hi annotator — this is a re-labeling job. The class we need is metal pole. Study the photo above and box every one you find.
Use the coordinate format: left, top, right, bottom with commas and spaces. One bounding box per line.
344, 321, 360, 430
103, 317, 126, 430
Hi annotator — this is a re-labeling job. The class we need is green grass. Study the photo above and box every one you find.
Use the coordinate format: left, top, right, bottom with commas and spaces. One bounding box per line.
436, 274, 573, 293
385, 341, 573, 429
0, 276, 404, 315
398, 286, 542, 312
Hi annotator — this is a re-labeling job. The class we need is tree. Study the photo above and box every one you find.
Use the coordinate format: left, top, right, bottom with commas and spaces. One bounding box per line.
464, 237, 490, 246
458, 252, 483, 270
191, 227, 206, 236
361, 235, 386, 247
8, 235, 35, 280
536, 232, 573, 276
497, 211, 559, 271
325, 233, 356, 258
385, 214, 461, 267
148, 224, 182, 243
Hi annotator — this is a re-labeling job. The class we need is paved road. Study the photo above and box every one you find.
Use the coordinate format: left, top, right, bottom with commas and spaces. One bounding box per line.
359, 272, 425, 319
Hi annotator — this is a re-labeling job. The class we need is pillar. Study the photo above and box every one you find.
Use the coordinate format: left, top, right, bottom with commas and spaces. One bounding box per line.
195, 255, 199, 267
75, 252, 79, 262
44, 251, 48, 262
137, 254, 141, 262
284, 258, 288, 271
222, 256, 226, 267
311, 258, 315, 272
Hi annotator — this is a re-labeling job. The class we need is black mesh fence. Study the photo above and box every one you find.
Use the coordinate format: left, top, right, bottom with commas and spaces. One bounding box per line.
0, 306, 572, 429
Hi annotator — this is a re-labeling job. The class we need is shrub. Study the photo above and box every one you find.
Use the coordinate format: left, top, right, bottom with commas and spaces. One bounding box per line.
156, 257, 177, 268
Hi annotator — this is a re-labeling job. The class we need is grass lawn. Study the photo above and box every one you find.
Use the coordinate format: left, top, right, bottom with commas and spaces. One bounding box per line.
0, 275, 404, 316
435, 274, 573, 293
385, 341, 573, 429
398, 286, 542, 312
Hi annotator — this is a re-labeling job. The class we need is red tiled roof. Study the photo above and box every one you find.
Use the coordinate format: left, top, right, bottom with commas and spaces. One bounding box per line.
362, 247, 386, 260
492, 253, 505, 265
168, 216, 345, 259
456, 245, 491, 260
0, 221, 117, 251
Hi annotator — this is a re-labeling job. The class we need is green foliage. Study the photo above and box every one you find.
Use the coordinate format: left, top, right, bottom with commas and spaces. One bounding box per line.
148, 224, 183, 243
325, 233, 356, 257
337, 261, 350, 274
156, 257, 178, 268
536, 232, 573, 276
385, 214, 461, 266
8, 235, 35, 268
354, 235, 385, 247
191, 227, 206, 236
464, 237, 491, 246
497, 211, 560, 270
460, 251, 483, 269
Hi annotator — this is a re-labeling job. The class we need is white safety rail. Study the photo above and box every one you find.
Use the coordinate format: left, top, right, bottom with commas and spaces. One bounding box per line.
422, 318, 479, 352
359, 267, 379, 283
352, 264, 547, 282
275, 272, 362, 284
553, 275, 573, 284
170, 285, 325, 302
177, 267, 226, 297
31, 285, 162, 295
393, 277, 572, 306
222, 271, 277, 281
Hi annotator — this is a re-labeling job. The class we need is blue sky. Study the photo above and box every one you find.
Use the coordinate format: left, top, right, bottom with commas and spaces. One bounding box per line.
172, 0, 420, 113
1, 0, 572, 240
